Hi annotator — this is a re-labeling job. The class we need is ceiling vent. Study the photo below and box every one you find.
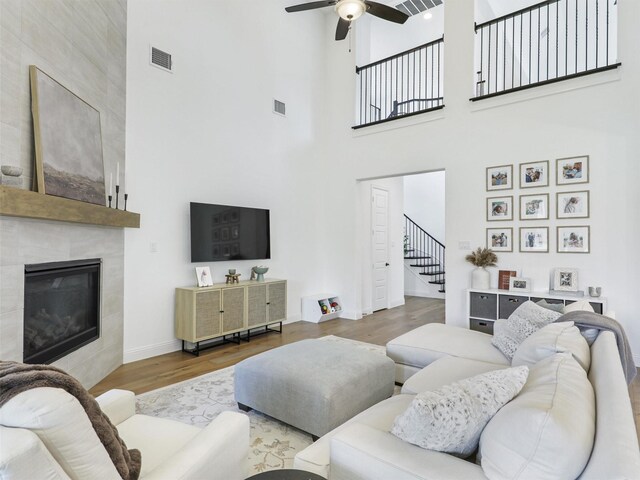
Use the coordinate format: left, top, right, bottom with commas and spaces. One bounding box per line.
273, 99, 286, 117
395, 0, 443, 17
150, 46, 172, 72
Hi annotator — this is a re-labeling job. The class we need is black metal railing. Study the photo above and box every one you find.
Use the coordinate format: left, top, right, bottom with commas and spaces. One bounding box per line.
473, 0, 620, 100
404, 215, 445, 293
354, 37, 444, 129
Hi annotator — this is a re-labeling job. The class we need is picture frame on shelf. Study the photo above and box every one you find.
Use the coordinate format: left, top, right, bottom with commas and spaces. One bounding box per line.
195, 266, 213, 287
557, 225, 590, 253
553, 268, 579, 291
519, 226, 549, 253
487, 227, 513, 252
519, 160, 549, 188
519, 193, 549, 220
556, 190, 589, 219
487, 196, 513, 221
556, 155, 589, 185
498, 270, 517, 290
509, 277, 531, 292
486, 164, 513, 191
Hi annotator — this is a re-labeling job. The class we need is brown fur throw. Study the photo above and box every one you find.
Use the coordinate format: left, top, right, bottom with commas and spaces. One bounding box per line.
0, 361, 141, 480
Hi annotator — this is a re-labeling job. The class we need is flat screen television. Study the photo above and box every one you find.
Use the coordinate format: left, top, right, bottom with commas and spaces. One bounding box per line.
190, 202, 271, 262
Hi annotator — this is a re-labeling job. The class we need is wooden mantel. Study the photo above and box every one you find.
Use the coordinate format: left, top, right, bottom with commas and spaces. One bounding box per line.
0, 186, 140, 228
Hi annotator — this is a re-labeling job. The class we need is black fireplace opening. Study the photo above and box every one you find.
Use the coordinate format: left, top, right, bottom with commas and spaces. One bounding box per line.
24, 259, 101, 365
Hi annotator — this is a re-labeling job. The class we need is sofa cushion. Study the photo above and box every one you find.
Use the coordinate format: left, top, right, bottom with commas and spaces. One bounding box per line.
492, 301, 562, 360
386, 323, 509, 371
391, 366, 528, 457
562, 299, 595, 314
512, 321, 591, 371
401, 356, 508, 395
535, 299, 565, 313
479, 353, 595, 480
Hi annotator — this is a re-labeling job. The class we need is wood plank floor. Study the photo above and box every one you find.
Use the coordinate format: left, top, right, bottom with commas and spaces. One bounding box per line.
90, 296, 640, 442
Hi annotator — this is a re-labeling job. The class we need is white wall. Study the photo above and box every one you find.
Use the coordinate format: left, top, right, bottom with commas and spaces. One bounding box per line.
357, 177, 405, 314
124, 0, 331, 361
403, 171, 446, 243
319, 0, 640, 364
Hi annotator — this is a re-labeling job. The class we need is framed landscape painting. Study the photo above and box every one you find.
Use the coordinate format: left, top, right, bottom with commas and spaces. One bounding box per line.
486, 165, 513, 191
30, 65, 106, 205
557, 156, 589, 185
487, 196, 513, 221
557, 191, 589, 219
519, 160, 549, 188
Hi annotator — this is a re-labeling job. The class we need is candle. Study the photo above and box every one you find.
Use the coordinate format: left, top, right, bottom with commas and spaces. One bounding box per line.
116, 162, 120, 186
109, 173, 113, 196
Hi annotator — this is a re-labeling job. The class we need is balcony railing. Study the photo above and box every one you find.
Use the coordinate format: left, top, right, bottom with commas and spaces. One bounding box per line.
473, 0, 620, 100
354, 37, 444, 129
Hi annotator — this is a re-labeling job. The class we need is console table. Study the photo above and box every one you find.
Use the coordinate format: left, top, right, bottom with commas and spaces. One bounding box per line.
468, 288, 607, 335
175, 279, 287, 355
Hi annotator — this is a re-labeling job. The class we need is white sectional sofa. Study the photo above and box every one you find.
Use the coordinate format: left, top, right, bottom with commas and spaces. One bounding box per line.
293, 324, 640, 480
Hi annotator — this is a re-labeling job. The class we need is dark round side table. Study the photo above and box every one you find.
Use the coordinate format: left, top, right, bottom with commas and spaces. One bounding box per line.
246, 469, 325, 480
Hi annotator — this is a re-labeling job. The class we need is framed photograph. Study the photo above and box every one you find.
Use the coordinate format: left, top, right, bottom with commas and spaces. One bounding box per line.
487, 228, 513, 252
487, 196, 513, 221
509, 277, 531, 292
556, 156, 589, 185
498, 270, 517, 290
195, 266, 213, 287
519, 193, 549, 220
557, 226, 590, 253
556, 191, 589, 219
519, 160, 549, 188
486, 164, 513, 191
553, 268, 579, 291
519, 226, 549, 253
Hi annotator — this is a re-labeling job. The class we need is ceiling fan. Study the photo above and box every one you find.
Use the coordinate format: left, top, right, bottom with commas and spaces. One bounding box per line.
285, 0, 409, 41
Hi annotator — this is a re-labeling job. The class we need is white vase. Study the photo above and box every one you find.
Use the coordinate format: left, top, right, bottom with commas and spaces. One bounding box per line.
471, 267, 490, 289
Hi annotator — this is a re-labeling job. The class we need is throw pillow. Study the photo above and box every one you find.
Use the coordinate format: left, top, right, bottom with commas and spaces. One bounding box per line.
535, 299, 564, 313
562, 299, 595, 314
512, 321, 591, 371
492, 301, 562, 360
390, 366, 529, 457
480, 353, 595, 480
579, 327, 599, 346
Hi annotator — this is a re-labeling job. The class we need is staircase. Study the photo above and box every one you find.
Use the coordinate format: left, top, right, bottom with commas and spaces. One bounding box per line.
404, 214, 445, 293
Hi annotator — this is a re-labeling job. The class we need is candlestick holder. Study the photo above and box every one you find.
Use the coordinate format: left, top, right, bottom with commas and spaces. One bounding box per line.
108, 195, 112, 208
124, 193, 129, 211
115, 185, 120, 209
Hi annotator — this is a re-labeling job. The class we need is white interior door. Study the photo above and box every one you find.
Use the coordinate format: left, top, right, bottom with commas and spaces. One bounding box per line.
372, 186, 389, 312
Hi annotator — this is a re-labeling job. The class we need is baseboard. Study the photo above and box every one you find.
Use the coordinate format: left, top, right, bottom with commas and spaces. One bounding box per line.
389, 297, 405, 309
340, 310, 359, 320
124, 340, 181, 364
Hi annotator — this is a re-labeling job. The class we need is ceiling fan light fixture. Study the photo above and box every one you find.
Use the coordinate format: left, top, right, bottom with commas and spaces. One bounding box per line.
335, 0, 366, 21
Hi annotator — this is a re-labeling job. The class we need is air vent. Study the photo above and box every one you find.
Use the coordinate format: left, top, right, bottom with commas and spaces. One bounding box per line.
273, 99, 286, 116
395, 0, 443, 17
150, 46, 172, 72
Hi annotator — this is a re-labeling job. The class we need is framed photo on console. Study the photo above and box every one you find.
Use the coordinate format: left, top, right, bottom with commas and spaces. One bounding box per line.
195, 266, 214, 287
557, 156, 589, 185
520, 193, 549, 220
556, 191, 589, 219
486, 165, 513, 191
519, 160, 549, 188
557, 226, 590, 253
487, 196, 513, 221
509, 277, 531, 292
553, 268, 579, 291
519, 226, 549, 253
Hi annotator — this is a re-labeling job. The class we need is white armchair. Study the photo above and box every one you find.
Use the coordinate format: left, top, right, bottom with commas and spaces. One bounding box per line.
0, 387, 249, 480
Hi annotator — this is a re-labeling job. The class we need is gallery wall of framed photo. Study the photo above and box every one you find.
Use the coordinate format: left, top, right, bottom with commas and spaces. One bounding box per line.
486, 156, 591, 254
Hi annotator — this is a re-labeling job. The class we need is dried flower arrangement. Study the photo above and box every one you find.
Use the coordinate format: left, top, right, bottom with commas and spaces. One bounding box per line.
465, 247, 498, 268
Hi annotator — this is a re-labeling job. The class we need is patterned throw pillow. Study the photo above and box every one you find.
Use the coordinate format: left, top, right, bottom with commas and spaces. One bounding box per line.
390, 366, 529, 457
492, 301, 562, 360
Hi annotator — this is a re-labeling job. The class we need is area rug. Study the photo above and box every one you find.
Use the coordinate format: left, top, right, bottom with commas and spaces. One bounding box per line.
135, 335, 386, 475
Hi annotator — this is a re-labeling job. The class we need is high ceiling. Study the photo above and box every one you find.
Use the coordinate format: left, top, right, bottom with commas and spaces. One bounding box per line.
394, 0, 443, 17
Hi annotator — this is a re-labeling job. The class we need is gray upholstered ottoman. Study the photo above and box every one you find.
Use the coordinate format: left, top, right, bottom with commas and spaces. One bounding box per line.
234, 339, 395, 438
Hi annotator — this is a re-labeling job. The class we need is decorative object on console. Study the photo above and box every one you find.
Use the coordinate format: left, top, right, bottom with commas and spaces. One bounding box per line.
498, 270, 517, 290
588, 286, 602, 298
486, 164, 513, 191
225, 273, 241, 284
465, 247, 497, 290
552, 268, 579, 292
486, 228, 512, 252
229, 268, 236, 275
519, 160, 549, 188
556, 190, 589, 219
556, 155, 589, 185
557, 225, 590, 253
195, 266, 214, 287
0, 165, 23, 187
124, 193, 128, 211
252, 266, 269, 282
30, 66, 106, 206
509, 277, 531, 292
519, 226, 548, 253
519, 193, 549, 220
486, 196, 513, 221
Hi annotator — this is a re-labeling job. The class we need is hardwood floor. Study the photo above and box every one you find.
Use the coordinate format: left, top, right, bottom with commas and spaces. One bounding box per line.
90, 295, 640, 442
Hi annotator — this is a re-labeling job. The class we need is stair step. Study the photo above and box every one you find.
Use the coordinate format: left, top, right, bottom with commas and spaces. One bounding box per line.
419, 271, 445, 276
410, 263, 440, 268
404, 256, 431, 260
429, 280, 446, 285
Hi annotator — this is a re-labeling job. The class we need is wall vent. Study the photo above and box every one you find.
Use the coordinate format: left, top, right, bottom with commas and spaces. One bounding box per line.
273, 99, 286, 116
150, 46, 172, 72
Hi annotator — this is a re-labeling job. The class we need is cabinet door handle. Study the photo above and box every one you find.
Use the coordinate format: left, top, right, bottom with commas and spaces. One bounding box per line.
479, 322, 487, 327
266, 302, 270, 305
508, 298, 519, 303
220, 310, 224, 313
480, 295, 488, 300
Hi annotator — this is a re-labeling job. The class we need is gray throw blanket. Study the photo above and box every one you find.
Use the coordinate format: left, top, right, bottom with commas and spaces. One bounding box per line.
558, 311, 637, 384
0, 361, 141, 480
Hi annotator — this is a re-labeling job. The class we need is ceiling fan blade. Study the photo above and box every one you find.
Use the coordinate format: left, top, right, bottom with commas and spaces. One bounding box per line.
364, 1, 409, 24
285, 1, 336, 13
335, 17, 351, 41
